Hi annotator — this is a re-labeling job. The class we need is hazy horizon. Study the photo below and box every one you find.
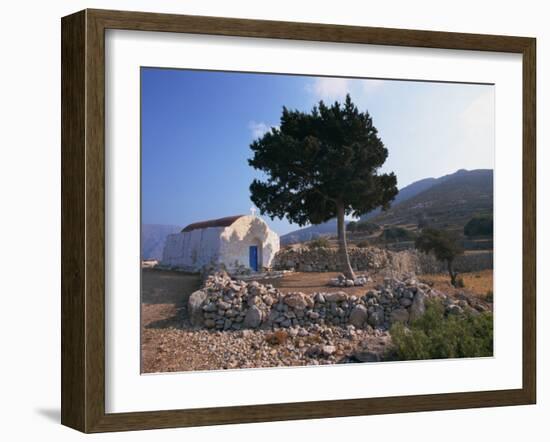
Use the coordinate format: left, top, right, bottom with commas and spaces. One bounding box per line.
141, 68, 494, 235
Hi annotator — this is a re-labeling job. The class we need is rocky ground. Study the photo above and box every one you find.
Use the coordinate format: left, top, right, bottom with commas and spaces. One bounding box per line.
141, 268, 492, 374
142, 322, 390, 373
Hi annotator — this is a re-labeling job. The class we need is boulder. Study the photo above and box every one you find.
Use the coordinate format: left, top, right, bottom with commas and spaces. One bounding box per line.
243, 305, 262, 328
188, 290, 207, 326
349, 304, 368, 328
367, 306, 385, 327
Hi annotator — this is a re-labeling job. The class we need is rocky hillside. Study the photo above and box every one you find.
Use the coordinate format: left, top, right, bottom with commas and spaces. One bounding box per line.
280, 169, 493, 244
141, 224, 181, 260
370, 169, 493, 229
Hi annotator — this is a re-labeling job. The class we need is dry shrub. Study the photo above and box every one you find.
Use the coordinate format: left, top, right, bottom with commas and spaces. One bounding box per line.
266, 330, 288, 346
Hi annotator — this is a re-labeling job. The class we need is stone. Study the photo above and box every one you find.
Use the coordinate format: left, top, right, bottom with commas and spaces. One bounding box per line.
322, 345, 336, 356
353, 349, 381, 362
399, 298, 413, 307
217, 300, 231, 310
283, 292, 308, 310
409, 290, 426, 322
390, 308, 409, 324
280, 319, 292, 328
474, 303, 489, 312
325, 292, 348, 302
349, 304, 368, 328
367, 306, 384, 327
447, 305, 463, 316
202, 302, 217, 312
305, 345, 322, 358
188, 290, 207, 326
247, 295, 260, 307
243, 306, 262, 328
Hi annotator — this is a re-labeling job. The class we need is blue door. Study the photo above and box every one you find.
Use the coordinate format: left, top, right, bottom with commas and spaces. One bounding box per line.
249, 246, 258, 271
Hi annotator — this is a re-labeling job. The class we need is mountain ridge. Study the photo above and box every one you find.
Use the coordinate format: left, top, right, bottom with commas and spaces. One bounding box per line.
280, 168, 493, 244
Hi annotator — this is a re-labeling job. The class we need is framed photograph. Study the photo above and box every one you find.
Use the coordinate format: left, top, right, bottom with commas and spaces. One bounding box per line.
61, 9, 536, 433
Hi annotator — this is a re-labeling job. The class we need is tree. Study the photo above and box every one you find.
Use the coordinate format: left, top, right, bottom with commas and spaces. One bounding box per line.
248, 94, 398, 279
355, 221, 380, 234
415, 228, 464, 286
464, 215, 493, 237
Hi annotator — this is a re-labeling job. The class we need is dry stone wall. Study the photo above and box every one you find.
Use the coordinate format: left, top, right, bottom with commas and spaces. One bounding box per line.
272, 246, 492, 275
188, 272, 441, 332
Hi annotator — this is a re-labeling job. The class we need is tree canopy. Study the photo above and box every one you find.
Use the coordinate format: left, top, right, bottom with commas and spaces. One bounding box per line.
248, 94, 398, 226
248, 94, 398, 279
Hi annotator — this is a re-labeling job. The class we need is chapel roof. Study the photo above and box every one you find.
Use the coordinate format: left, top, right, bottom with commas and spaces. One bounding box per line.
181, 215, 246, 233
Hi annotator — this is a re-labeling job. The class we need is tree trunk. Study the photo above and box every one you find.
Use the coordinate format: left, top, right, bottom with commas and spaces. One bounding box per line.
447, 260, 458, 287
336, 203, 356, 280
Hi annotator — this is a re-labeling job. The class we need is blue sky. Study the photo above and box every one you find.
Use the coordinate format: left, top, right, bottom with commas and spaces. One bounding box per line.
141, 68, 494, 235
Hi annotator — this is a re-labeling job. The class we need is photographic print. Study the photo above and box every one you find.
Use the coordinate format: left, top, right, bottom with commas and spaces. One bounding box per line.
140, 68, 494, 374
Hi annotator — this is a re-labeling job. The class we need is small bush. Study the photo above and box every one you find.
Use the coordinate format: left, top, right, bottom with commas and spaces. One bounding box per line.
455, 277, 465, 288
387, 299, 493, 361
485, 290, 494, 303
307, 237, 331, 249
266, 330, 288, 346
356, 240, 370, 248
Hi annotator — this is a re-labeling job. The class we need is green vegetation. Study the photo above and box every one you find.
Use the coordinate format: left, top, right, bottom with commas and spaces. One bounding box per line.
388, 300, 493, 361
381, 226, 416, 242
464, 215, 493, 237
249, 94, 398, 279
415, 228, 464, 287
307, 237, 331, 249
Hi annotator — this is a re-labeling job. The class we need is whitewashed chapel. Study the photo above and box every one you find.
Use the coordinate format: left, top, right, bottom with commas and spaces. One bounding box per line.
162, 214, 280, 272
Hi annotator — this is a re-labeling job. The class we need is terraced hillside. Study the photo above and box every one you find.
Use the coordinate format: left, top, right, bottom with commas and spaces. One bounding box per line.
370, 169, 493, 230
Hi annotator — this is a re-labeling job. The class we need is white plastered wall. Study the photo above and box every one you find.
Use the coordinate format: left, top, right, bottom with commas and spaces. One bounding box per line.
161, 227, 223, 270
219, 216, 280, 270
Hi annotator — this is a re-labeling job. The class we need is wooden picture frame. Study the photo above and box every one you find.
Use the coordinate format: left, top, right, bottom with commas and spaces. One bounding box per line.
61, 8, 536, 433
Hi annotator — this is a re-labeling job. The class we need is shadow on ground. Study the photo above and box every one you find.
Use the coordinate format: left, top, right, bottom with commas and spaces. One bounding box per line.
35, 408, 60, 423
141, 269, 201, 306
